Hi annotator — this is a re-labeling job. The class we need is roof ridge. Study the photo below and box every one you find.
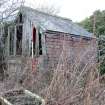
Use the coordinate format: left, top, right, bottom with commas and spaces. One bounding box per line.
20, 6, 72, 22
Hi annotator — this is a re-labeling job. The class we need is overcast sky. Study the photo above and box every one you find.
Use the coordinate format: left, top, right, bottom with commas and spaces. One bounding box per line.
25, 0, 105, 22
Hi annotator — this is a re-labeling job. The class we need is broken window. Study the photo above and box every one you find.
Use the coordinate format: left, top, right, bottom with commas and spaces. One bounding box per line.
33, 27, 36, 55
16, 25, 23, 55
31, 27, 43, 56
15, 13, 23, 55
8, 13, 23, 56
19, 13, 23, 23
9, 26, 15, 55
15, 13, 23, 24
39, 32, 42, 55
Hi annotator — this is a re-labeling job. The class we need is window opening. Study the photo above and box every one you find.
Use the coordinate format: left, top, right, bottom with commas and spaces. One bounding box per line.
19, 13, 23, 23
33, 27, 36, 55
9, 26, 15, 55
16, 25, 23, 55
15, 13, 23, 23
39, 33, 42, 55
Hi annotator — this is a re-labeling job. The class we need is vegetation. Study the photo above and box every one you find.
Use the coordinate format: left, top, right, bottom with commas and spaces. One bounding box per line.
79, 10, 105, 36
79, 10, 105, 75
0, 1, 105, 104
0, 41, 101, 105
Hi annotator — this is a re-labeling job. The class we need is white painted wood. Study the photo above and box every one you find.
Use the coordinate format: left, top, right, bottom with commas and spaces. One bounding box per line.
24, 89, 45, 105
0, 89, 45, 105
7, 27, 10, 56
14, 26, 16, 56
32, 41, 34, 58
22, 22, 25, 56
0, 96, 12, 105
23, 16, 32, 56
41, 32, 47, 56
36, 26, 39, 57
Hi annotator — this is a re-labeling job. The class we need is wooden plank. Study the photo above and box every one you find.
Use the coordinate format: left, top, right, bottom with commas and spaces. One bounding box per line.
0, 89, 45, 105
13, 26, 16, 56
24, 89, 45, 105
0, 96, 12, 105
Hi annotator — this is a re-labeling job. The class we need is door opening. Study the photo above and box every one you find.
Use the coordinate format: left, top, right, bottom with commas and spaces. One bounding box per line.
33, 27, 36, 55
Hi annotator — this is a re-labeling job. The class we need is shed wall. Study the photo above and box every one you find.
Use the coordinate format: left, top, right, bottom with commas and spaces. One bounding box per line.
44, 31, 96, 71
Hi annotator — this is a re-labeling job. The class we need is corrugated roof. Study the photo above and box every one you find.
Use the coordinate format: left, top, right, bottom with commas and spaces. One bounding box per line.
21, 6, 93, 38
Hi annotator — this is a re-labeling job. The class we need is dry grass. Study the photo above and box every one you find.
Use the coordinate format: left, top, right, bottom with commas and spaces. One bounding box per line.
43, 41, 99, 105
1, 40, 105, 105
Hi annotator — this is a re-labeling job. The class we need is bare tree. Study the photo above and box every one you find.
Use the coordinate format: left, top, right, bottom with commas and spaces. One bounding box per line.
25, 0, 60, 15
0, 0, 25, 22
36, 4, 60, 15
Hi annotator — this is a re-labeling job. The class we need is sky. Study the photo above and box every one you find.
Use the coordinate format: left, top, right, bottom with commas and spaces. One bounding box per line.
25, 0, 105, 22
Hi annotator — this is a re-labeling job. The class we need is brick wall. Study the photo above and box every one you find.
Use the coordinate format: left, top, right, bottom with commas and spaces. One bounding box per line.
44, 31, 96, 70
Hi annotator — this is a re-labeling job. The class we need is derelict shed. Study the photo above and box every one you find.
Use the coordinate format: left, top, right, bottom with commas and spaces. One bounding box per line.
6, 6, 95, 57
5, 6, 97, 73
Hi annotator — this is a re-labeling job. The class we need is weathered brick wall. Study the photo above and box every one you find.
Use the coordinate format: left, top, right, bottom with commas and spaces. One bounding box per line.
44, 31, 96, 70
